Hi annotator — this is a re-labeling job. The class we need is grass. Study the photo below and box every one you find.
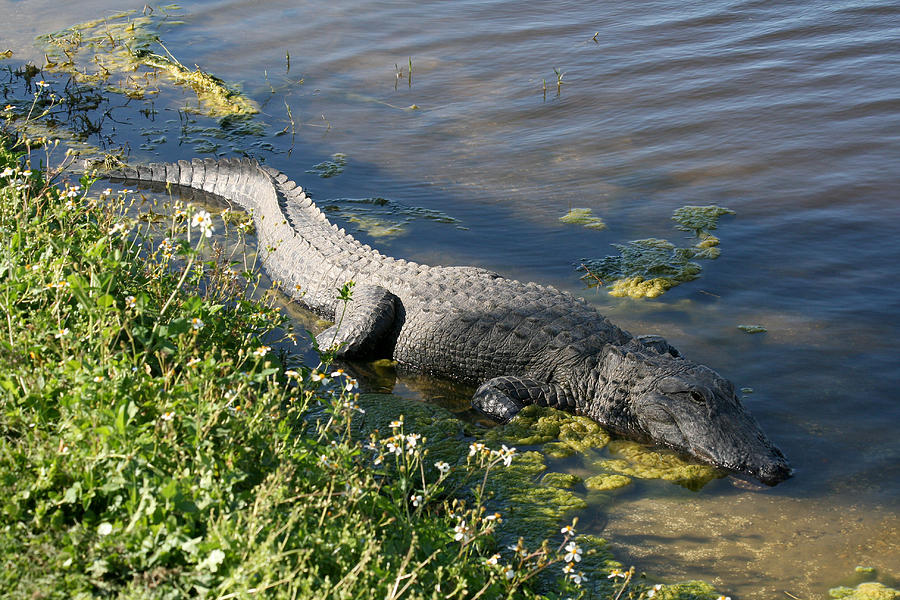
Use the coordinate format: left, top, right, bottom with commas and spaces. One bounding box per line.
0, 128, 625, 598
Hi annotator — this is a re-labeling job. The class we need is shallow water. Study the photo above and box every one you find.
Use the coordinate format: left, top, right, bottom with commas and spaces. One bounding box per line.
2, 1, 899, 597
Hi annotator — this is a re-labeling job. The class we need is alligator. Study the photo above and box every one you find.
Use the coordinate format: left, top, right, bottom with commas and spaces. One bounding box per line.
111, 157, 792, 486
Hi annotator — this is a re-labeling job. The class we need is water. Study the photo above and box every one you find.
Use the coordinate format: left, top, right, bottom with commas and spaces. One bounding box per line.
2, 1, 898, 597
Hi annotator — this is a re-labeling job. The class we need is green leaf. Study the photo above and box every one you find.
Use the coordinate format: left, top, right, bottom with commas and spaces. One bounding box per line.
167, 317, 189, 336
182, 295, 202, 314
160, 479, 177, 500
116, 401, 127, 435
97, 294, 116, 309
66, 273, 91, 308
62, 481, 82, 504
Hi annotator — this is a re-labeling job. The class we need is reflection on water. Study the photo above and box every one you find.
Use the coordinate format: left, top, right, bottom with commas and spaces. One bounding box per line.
2, 0, 898, 597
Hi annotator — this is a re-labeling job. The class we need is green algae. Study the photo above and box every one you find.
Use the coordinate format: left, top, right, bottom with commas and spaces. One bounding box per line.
672, 205, 735, 235
307, 153, 348, 178
354, 393, 474, 464
37, 8, 257, 118
584, 473, 632, 491
608, 275, 675, 299
541, 472, 582, 489
482, 405, 720, 490
321, 196, 460, 239
599, 440, 723, 490
579, 205, 734, 298
560, 207, 607, 230
581, 237, 703, 298
737, 324, 768, 334
830, 582, 900, 600
483, 404, 610, 456
650, 581, 721, 600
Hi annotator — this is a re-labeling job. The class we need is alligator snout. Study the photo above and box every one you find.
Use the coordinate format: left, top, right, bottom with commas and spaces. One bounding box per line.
746, 450, 793, 487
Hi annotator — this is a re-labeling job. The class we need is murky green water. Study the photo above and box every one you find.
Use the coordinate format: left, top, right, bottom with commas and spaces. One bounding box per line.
2, 1, 898, 597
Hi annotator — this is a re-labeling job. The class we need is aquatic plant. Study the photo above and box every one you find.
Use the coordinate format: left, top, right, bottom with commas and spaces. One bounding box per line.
579, 205, 734, 298
321, 194, 461, 239
830, 582, 900, 600
307, 152, 348, 178
672, 205, 734, 236
560, 207, 607, 231
37, 7, 257, 118
584, 474, 632, 492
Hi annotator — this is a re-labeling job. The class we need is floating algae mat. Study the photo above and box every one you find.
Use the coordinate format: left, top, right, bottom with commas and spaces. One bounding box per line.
484, 404, 722, 490
579, 205, 734, 298
560, 207, 607, 230
36, 7, 257, 118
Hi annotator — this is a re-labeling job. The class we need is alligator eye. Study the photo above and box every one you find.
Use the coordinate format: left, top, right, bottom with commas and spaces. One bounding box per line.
689, 391, 706, 404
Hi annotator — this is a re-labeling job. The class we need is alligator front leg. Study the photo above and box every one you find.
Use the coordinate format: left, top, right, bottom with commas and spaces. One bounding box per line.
472, 376, 576, 424
315, 284, 399, 358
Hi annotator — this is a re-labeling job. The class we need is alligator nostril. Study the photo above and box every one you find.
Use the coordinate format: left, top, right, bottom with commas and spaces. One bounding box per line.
758, 460, 793, 486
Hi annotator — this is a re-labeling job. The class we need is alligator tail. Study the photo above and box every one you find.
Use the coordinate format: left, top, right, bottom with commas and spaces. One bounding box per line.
106, 158, 403, 318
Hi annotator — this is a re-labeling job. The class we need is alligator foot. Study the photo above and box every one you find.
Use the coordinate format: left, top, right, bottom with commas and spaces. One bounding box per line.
472, 376, 575, 424
316, 284, 399, 357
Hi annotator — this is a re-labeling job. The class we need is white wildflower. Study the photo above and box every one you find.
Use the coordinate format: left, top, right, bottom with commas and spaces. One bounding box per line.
191, 209, 214, 237
564, 541, 582, 563
452, 519, 473, 543
468, 442, 486, 457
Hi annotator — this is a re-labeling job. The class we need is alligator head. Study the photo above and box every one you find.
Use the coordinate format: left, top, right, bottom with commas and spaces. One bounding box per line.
590, 341, 792, 486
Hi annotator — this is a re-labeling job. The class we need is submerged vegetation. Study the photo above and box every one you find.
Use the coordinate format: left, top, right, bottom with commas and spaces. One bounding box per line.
321, 195, 462, 239
579, 205, 734, 298
37, 6, 257, 118
307, 152, 348, 178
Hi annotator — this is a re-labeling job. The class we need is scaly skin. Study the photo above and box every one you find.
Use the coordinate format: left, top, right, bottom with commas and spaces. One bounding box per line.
111, 157, 792, 485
